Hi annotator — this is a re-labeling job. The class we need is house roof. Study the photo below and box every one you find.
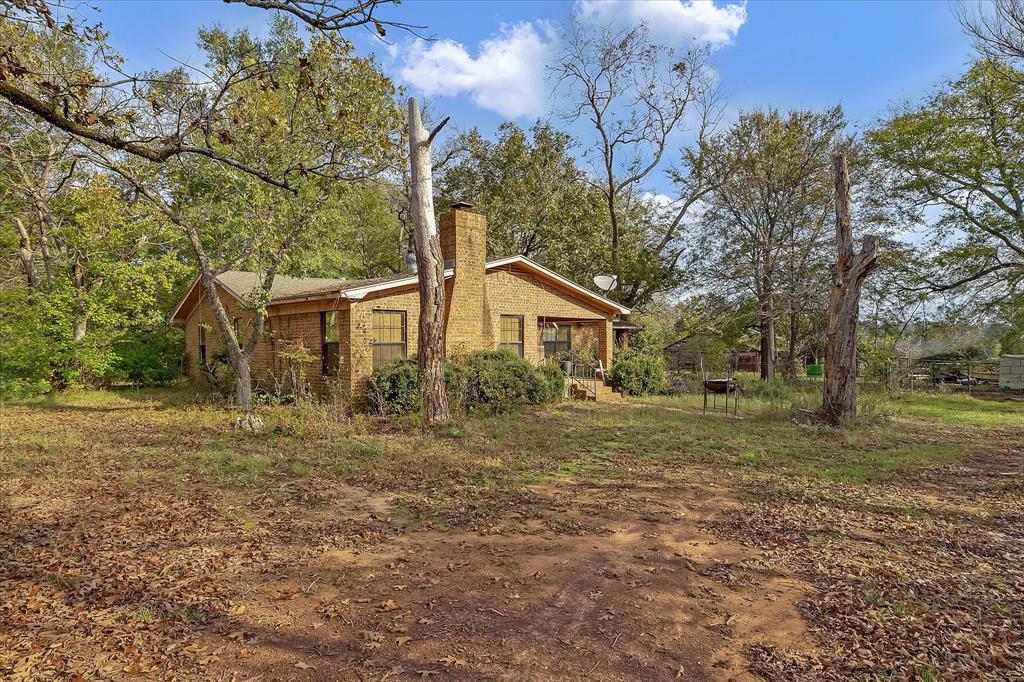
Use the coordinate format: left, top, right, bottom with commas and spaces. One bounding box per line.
170, 255, 630, 324
217, 270, 350, 300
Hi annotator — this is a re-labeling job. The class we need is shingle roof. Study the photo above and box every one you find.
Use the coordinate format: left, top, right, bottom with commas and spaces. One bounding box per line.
215, 270, 408, 303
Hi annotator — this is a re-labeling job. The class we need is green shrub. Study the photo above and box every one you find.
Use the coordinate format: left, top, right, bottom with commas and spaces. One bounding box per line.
366, 359, 420, 416
0, 289, 55, 397
463, 350, 552, 412
365, 351, 562, 416
742, 377, 797, 402
610, 352, 667, 396
113, 326, 183, 385
538, 360, 567, 401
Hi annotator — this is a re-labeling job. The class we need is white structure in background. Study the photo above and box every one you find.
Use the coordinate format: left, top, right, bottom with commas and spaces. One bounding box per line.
999, 355, 1024, 390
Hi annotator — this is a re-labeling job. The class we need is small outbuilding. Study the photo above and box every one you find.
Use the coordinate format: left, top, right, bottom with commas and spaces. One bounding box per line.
999, 354, 1024, 390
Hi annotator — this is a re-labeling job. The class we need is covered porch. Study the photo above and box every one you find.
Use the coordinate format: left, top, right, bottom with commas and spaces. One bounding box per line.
534, 316, 618, 401
534, 316, 612, 367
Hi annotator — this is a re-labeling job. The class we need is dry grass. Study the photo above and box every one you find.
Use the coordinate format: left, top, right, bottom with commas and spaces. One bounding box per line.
1, 387, 1021, 680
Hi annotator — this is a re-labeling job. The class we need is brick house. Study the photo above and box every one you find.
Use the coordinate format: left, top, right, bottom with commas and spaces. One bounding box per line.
170, 203, 630, 399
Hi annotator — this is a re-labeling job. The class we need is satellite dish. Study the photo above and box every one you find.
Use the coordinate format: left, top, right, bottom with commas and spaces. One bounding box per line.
593, 275, 617, 293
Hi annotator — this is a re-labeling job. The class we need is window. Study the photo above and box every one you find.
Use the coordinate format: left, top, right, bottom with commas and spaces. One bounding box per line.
498, 315, 524, 357
198, 325, 207, 365
543, 324, 571, 357
321, 311, 339, 376
372, 310, 407, 367
232, 317, 242, 347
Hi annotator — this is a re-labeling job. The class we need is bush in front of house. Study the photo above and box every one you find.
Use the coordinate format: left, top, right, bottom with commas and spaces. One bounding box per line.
365, 350, 562, 416
462, 350, 556, 412
610, 351, 668, 396
366, 359, 420, 416
538, 359, 567, 402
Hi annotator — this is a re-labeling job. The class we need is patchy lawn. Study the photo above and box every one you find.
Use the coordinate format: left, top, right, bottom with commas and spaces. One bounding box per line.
1, 388, 1021, 680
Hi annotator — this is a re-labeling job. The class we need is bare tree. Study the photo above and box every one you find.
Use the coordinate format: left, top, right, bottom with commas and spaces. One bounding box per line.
225, 0, 425, 38
821, 154, 879, 425
957, 0, 1024, 67
552, 20, 714, 305
406, 97, 451, 425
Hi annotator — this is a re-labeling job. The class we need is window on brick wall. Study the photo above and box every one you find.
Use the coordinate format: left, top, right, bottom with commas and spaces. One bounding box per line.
198, 325, 207, 365
321, 311, 340, 376
372, 309, 407, 367
543, 324, 571, 357
498, 315, 524, 357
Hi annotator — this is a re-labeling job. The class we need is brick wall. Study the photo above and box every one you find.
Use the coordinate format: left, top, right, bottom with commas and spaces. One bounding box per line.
348, 286, 422, 394
183, 286, 347, 396
441, 207, 487, 353
483, 268, 612, 367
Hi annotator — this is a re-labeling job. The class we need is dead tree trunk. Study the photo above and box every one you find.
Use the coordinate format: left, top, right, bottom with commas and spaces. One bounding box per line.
821, 153, 879, 425
407, 97, 451, 425
14, 217, 40, 289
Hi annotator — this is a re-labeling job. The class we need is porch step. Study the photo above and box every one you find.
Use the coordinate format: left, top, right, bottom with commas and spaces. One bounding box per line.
567, 377, 624, 402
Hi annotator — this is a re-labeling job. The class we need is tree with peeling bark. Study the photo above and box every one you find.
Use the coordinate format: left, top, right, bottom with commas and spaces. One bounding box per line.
406, 97, 451, 425
820, 153, 879, 425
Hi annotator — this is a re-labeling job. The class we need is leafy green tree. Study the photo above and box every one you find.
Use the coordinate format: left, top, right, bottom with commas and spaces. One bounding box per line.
1, 6, 403, 429
868, 60, 1024, 310
0, 170, 188, 392
437, 121, 606, 269
696, 107, 851, 380
437, 121, 687, 307
78, 19, 401, 429
284, 183, 404, 279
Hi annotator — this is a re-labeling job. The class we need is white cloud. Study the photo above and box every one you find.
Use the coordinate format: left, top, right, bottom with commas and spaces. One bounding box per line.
642, 191, 675, 207
398, 22, 556, 119
576, 0, 746, 47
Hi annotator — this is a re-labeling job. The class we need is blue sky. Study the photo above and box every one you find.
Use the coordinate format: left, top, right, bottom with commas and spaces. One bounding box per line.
87, 0, 975, 193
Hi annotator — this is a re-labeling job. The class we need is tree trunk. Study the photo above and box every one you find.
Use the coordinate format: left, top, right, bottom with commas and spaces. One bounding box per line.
99, 158, 266, 432
71, 256, 88, 343
821, 153, 879, 425
198, 271, 262, 432
233, 358, 262, 432
407, 97, 451, 426
14, 217, 40, 289
607, 190, 620, 288
759, 291, 775, 381
785, 302, 799, 382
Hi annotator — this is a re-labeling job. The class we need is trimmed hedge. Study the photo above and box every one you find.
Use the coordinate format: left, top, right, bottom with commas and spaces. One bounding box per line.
365, 350, 564, 416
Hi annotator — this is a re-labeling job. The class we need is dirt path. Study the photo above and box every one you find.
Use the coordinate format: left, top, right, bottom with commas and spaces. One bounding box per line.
200, 472, 815, 681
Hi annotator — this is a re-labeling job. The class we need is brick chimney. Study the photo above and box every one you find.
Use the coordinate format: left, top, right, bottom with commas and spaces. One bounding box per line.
440, 202, 486, 350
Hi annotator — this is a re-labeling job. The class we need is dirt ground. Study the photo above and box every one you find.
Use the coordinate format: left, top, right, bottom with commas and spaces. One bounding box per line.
1, 434, 812, 681
200, 475, 814, 682
2, 393, 1021, 681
